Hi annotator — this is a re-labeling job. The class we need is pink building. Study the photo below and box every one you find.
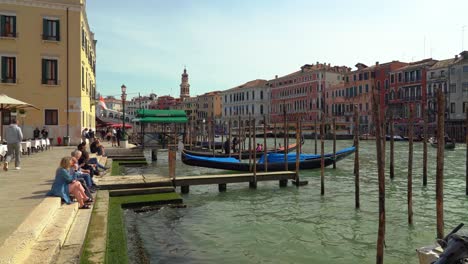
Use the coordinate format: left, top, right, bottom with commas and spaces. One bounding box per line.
269, 63, 349, 127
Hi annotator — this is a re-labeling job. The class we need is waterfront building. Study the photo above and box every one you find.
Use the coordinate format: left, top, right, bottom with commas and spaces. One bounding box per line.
269, 63, 349, 132
151, 95, 177, 110
386, 59, 436, 134
0, 0, 96, 144
127, 94, 156, 117
196, 91, 222, 123
426, 58, 455, 127
174, 96, 197, 122
220, 79, 270, 128
446, 51, 468, 140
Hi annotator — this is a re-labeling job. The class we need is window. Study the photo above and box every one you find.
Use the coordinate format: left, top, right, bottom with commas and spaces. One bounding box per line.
463, 102, 468, 113
2, 110, 11, 125
81, 66, 84, 89
450, 103, 455, 114
45, 109, 58, 125
42, 59, 58, 85
1, 56, 16, 83
450, 84, 456, 93
390, 74, 394, 83
365, 84, 369, 93
398, 73, 402, 82
463, 66, 468, 72
43, 18, 60, 41
0, 15, 16, 37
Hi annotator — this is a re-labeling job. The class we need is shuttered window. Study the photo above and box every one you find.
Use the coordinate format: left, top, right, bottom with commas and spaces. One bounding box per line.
0, 15, 16, 37
42, 18, 60, 41
1, 56, 16, 83
41, 59, 58, 85
45, 109, 58, 125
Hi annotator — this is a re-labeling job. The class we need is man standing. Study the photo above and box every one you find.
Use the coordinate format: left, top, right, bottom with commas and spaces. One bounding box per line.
81, 128, 89, 143
223, 138, 231, 154
33, 127, 40, 139
3, 119, 23, 171
41, 126, 49, 139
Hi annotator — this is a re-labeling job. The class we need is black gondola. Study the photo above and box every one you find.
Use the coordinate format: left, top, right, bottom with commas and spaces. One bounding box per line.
184, 143, 298, 159
181, 146, 356, 172
429, 137, 456, 150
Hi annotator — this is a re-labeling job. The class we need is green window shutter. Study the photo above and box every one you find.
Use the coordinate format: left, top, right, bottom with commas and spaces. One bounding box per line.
12, 16, 16, 37
12, 57, 16, 81
56, 20, 60, 41
41, 59, 47, 84
0, 16, 5, 36
53, 60, 58, 84
1, 57, 6, 81
42, 19, 47, 39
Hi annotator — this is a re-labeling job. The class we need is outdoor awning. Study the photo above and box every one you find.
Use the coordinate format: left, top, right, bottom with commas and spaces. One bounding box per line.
136, 109, 187, 118
132, 116, 188, 123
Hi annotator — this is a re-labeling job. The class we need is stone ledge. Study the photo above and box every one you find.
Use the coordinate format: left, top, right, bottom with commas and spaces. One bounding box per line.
0, 197, 62, 264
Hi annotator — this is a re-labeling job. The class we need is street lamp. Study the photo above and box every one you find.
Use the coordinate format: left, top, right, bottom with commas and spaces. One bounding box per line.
121, 84, 127, 137
202, 118, 206, 141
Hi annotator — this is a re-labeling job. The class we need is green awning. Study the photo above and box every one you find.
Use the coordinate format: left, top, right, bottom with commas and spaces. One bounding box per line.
132, 116, 188, 123
136, 109, 186, 118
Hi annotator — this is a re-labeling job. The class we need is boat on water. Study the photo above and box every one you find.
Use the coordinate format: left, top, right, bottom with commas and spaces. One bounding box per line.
183, 143, 298, 159
385, 135, 408, 141
428, 137, 456, 150
181, 146, 356, 172
416, 223, 468, 264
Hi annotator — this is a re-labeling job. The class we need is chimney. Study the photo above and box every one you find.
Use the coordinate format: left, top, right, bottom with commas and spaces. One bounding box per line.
275, 75, 278, 79
375, 61, 379, 66
455, 55, 459, 59
316, 61, 319, 65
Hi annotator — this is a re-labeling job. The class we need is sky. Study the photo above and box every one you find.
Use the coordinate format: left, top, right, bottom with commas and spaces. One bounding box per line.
87, 0, 468, 99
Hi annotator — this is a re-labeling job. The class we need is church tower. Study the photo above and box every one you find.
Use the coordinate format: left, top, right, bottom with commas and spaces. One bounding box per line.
180, 67, 190, 100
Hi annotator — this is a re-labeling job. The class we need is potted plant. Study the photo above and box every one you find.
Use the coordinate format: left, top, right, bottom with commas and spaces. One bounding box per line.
10, 107, 17, 116
120, 130, 129, 148
18, 109, 26, 118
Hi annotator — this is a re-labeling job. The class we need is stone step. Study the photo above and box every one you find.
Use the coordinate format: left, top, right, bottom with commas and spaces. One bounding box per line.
24, 203, 79, 264
53, 193, 96, 264
109, 187, 175, 197
0, 197, 62, 264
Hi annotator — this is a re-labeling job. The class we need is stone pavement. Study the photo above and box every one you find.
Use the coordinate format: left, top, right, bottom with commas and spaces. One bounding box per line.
0, 146, 76, 246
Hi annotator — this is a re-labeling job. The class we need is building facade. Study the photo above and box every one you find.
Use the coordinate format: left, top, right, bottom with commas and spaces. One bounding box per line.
269, 63, 349, 131
448, 51, 468, 122
221, 79, 270, 128
179, 68, 190, 100
387, 59, 436, 134
0, 0, 96, 144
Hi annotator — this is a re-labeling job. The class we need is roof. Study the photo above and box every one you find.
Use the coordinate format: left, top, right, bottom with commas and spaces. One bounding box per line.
394, 58, 437, 72
132, 116, 188, 124
227, 79, 268, 91
429, 58, 456, 70
136, 109, 186, 117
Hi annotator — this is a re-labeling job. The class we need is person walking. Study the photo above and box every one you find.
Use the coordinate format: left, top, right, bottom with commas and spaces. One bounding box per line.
3, 119, 23, 171
81, 128, 89, 143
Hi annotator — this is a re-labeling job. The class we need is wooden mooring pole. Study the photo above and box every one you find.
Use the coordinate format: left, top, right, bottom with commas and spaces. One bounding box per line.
466, 105, 468, 195
295, 120, 300, 185
263, 115, 268, 172
284, 114, 288, 171
436, 88, 445, 239
228, 119, 232, 157
320, 115, 325, 196
274, 122, 277, 151
423, 103, 428, 186
354, 105, 360, 209
372, 93, 385, 264
212, 119, 215, 156
239, 115, 242, 161
408, 105, 414, 225
251, 118, 257, 189
248, 115, 252, 171
333, 118, 336, 169
314, 119, 318, 154
390, 112, 395, 180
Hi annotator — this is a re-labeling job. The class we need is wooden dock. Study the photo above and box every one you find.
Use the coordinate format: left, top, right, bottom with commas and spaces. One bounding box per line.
97, 171, 303, 194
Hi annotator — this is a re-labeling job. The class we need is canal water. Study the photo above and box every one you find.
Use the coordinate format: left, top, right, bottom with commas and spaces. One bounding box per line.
124, 139, 468, 264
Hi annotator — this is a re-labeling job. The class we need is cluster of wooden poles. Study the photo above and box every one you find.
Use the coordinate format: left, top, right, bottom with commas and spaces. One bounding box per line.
371, 88, 468, 264
172, 88, 468, 264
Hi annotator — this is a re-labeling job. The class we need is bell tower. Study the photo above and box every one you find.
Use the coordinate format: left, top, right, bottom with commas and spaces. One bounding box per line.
180, 67, 190, 100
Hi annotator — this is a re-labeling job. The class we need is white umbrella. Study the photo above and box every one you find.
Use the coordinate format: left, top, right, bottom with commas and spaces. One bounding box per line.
0, 94, 39, 140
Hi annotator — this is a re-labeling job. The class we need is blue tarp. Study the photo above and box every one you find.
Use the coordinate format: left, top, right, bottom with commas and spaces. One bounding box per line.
185, 146, 355, 165
184, 153, 240, 163
257, 146, 356, 164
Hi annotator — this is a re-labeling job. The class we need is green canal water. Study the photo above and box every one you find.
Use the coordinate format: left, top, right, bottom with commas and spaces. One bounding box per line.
124, 139, 468, 264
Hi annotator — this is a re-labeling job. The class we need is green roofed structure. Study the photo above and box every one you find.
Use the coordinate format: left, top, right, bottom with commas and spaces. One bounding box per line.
132, 109, 188, 123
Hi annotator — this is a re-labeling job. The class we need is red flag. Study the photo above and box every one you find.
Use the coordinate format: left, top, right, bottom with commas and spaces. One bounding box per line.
99, 96, 108, 110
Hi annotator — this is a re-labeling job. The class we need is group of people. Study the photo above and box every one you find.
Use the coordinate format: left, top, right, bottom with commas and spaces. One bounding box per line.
223, 137, 264, 154
46, 141, 109, 209
33, 126, 49, 140
102, 127, 123, 147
